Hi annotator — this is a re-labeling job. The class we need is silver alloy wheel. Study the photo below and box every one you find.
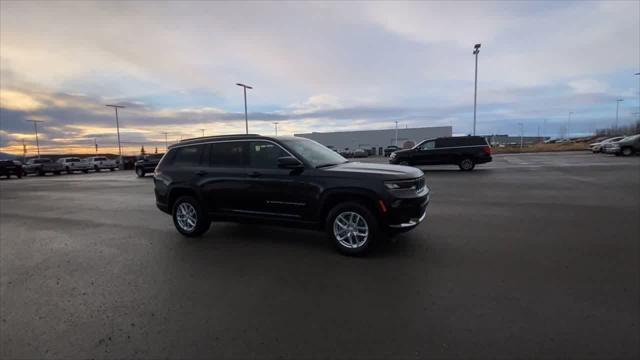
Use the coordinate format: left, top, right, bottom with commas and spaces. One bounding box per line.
136, 167, 144, 176
176, 202, 198, 232
461, 159, 473, 170
622, 147, 632, 156
333, 211, 369, 249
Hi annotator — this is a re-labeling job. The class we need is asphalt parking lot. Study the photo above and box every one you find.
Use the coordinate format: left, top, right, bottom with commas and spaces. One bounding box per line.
1, 152, 638, 359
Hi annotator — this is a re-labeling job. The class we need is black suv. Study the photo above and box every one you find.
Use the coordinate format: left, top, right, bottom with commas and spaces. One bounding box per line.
389, 136, 492, 171
153, 135, 430, 255
0, 160, 23, 179
135, 153, 164, 177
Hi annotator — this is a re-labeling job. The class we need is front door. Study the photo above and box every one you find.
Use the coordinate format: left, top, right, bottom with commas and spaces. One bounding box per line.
413, 140, 437, 165
243, 141, 314, 219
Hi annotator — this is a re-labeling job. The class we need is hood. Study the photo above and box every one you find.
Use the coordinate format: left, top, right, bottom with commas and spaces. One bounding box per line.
392, 148, 414, 156
323, 161, 423, 179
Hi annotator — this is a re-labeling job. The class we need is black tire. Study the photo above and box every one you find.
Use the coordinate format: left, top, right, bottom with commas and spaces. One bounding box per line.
458, 158, 475, 171
399, 161, 410, 166
621, 147, 633, 157
66, 167, 72, 174
17, 172, 22, 179
94, 166, 100, 172
82, 169, 89, 173
53, 171, 61, 175
172, 196, 210, 237
326, 201, 378, 256
110, 168, 115, 171
38, 169, 45, 176
135, 167, 145, 178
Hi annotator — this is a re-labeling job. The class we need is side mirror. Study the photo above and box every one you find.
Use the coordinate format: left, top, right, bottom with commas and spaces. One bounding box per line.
277, 156, 303, 169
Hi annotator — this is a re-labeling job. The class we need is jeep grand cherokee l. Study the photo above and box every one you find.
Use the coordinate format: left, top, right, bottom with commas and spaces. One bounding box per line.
153, 135, 430, 255
389, 136, 492, 171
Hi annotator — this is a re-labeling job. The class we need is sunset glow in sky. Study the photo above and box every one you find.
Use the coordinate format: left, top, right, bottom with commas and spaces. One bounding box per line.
1, 0, 639, 155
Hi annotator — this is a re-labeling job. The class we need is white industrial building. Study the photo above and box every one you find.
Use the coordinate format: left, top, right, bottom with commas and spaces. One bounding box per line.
295, 126, 452, 154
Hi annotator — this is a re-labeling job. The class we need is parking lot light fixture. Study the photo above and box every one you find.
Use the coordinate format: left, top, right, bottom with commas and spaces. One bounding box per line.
472, 43, 481, 136
615, 99, 623, 129
236, 83, 253, 134
105, 104, 125, 169
25, 119, 43, 158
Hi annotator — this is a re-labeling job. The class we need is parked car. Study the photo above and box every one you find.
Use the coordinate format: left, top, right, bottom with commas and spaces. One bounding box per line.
384, 145, 400, 157
135, 153, 164, 177
153, 135, 429, 255
352, 149, 369, 158
389, 136, 492, 171
604, 134, 640, 156
23, 158, 64, 176
57, 157, 91, 173
84, 156, 118, 172
590, 136, 624, 153
0, 160, 23, 179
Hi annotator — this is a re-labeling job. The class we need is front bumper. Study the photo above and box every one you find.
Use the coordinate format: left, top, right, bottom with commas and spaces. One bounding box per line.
385, 192, 430, 230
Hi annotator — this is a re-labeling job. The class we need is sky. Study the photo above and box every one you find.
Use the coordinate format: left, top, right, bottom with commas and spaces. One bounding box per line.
1, 0, 639, 155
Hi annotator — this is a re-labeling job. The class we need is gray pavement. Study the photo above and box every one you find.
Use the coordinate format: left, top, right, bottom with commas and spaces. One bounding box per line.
1, 152, 639, 359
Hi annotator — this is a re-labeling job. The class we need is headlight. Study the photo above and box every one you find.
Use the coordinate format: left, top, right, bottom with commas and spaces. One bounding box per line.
384, 179, 418, 191
390, 152, 397, 159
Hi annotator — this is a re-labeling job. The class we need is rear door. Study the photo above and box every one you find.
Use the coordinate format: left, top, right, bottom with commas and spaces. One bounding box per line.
199, 141, 250, 214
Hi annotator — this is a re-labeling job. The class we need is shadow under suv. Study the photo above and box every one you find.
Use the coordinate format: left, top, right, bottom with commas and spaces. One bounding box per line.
153, 135, 430, 255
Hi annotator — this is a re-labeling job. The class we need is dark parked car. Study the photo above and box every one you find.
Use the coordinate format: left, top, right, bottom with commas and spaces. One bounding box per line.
153, 135, 430, 255
389, 136, 492, 171
384, 145, 400, 157
0, 160, 23, 179
604, 134, 640, 156
23, 158, 64, 176
135, 153, 164, 177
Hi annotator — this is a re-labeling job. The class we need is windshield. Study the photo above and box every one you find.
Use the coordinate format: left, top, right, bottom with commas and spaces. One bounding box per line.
280, 138, 347, 168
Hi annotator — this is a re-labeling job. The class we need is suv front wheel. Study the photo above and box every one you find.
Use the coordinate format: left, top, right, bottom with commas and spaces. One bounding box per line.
172, 195, 210, 237
136, 167, 145, 177
326, 202, 378, 255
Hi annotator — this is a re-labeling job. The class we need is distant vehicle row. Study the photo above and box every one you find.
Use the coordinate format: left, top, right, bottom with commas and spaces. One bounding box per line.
590, 134, 640, 156
0, 156, 118, 178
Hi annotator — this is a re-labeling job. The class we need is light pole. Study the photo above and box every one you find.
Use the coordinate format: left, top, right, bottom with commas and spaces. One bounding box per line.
518, 122, 524, 149
567, 112, 573, 139
199, 129, 205, 137
615, 99, 624, 129
273, 122, 279, 136
394, 120, 399, 146
161, 132, 169, 151
236, 83, 253, 134
105, 104, 125, 169
25, 119, 43, 158
472, 43, 481, 136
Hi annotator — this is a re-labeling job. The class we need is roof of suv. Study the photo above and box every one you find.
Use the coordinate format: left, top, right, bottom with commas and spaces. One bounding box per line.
170, 134, 300, 149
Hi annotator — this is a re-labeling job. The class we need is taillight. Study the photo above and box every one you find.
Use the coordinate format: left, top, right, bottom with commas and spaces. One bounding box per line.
482, 146, 492, 155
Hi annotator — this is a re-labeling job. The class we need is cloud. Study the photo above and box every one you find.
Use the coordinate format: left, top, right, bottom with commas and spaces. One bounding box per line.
0, 0, 638, 153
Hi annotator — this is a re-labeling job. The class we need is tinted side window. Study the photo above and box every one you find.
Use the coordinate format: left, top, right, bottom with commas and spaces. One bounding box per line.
173, 145, 204, 167
210, 141, 247, 167
418, 141, 435, 150
249, 141, 288, 169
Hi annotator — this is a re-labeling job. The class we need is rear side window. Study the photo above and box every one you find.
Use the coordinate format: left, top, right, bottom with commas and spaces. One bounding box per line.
436, 137, 487, 148
210, 141, 246, 167
173, 145, 204, 167
249, 141, 288, 169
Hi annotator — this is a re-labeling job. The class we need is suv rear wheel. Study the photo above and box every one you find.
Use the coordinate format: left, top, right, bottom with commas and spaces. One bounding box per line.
136, 167, 145, 177
326, 202, 378, 255
172, 196, 210, 237
621, 147, 633, 156
458, 158, 475, 171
